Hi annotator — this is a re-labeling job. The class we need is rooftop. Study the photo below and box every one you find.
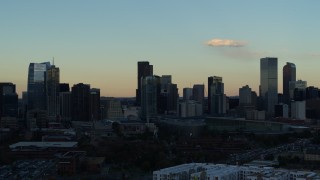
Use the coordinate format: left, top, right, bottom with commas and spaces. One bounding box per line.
10, 141, 78, 149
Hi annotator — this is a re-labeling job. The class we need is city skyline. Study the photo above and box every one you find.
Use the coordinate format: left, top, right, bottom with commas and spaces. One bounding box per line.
1, 1, 320, 97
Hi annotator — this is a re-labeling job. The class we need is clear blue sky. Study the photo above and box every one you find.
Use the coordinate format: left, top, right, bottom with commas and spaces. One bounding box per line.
0, 1, 319, 97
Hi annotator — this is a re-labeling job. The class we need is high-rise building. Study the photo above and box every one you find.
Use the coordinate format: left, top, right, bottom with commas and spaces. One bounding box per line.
183, 88, 193, 100
105, 98, 124, 120
283, 62, 296, 105
90, 88, 101, 121
208, 76, 225, 116
193, 84, 204, 105
59, 83, 70, 93
239, 85, 252, 105
136, 61, 153, 106
160, 75, 172, 90
289, 80, 307, 101
158, 75, 178, 114
0, 83, 18, 118
260, 57, 278, 117
46, 65, 60, 122
27, 62, 51, 110
59, 92, 71, 122
71, 83, 90, 121
141, 76, 159, 122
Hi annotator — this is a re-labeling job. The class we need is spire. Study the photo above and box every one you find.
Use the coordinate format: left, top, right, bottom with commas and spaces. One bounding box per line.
52, 57, 55, 66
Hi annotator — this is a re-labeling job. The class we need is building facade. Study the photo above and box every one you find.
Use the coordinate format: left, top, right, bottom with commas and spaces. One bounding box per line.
27, 62, 51, 110
136, 61, 153, 106
141, 76, 159, 122
283, 62, 296, 105
71, 83, 90, 121
46, 65, 60, 122
260, 57, 278, 117
208, 76, 225, 116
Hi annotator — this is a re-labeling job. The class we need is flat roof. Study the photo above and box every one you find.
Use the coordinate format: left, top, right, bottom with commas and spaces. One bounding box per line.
9, 141, 78, 149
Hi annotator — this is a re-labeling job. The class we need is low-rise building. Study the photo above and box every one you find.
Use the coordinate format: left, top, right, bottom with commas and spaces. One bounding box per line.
153, 163, 320, 180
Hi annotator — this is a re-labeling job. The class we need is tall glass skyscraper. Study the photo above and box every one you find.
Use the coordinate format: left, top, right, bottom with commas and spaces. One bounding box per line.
260, 57, 278, 117
136, 61, 153, 106
46, 65, 60, 121
208, 76, 224, 116
27, 62, 51, 110
141, 75, 159, 122
283, 62, 296, 105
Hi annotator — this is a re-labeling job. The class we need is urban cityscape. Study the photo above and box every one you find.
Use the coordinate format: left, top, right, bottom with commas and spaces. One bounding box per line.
1, 1, 320, 180
0, 58, 320, 179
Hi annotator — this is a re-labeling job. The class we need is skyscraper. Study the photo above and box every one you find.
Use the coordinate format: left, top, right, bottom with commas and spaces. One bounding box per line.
27, 62, 51, 110
208, 76, 225, 116
71, 83, 90, 121
141, 76, 159, 122
46, 65, 60, 122
193, 84, 205, 105
260, 57, 278, 117
183, 88, 193, 100
283, 62, 296, 104
136, 61, 153, 106
239, 85, 252, 105
0, 83, 18, 118
90, 88, 101, 121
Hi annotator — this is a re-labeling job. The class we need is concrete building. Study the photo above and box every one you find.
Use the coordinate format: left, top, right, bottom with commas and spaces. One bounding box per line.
260, 57, 278, 117
290, 80, 307, 101
179, 100, 203, 117
105, 98, 124, 120
291, 101, 306, 120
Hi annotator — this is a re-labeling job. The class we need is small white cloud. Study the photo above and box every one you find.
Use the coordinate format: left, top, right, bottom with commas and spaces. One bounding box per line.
206, 38, 246, 47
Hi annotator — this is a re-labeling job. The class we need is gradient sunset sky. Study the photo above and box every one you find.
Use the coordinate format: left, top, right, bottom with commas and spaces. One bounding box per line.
1, 1, 319, 97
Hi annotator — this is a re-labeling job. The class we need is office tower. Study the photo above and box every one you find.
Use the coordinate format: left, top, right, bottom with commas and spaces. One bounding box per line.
193, 84, 205, 105
71, 83, 90, 121
208, 76, 225, 116
289, 80, 307, 101
90, 88, 101, 121
160, 75, 172, 90
183, 88, 193, 100
260, 57, 278, 117
141, 76, 159, 122
46, 65, 60, 122
239, 85, 252, 105
306, 86, 320, 99
0, 83, 18, 118
136, 61, 153, 106
291, 101, 306, 120
166, 83, 178, 113
27, 62, 51, 110
59, 83, 70, 92
159, 75, 178, 114
60, 92, 71, 122
283, 62, 296, 105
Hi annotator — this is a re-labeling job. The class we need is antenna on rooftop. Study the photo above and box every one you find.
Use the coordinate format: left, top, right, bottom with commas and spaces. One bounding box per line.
52, 57, 55, 66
